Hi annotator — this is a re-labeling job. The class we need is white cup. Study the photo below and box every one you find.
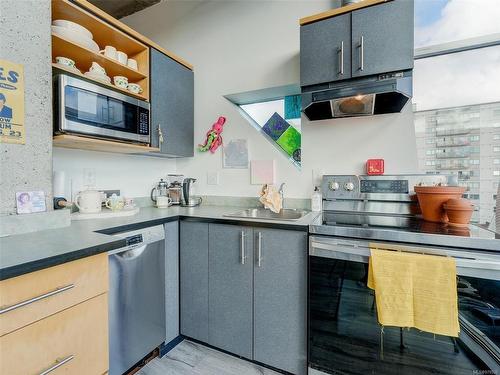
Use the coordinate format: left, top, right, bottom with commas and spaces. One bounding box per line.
74, 190, 102, 214
116, 51, 128, 65
89, 61, 106, 75
127, 58, 138, 70
113, 75, 128, 88
99, 45, 117, 60
156, 196, 172, 208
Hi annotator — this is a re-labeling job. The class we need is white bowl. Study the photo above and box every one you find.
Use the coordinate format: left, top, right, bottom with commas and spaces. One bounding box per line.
54, 62, 82, 75
84, 71, 111, 84
52, 19, 93, 40
51, 25, 100, 53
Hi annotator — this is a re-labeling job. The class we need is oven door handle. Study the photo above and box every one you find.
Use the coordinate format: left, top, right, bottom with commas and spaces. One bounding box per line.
310, 239, 370, 263
310, 238, 500, 280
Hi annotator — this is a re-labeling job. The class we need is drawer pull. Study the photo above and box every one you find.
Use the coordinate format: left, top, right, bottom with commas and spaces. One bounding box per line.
39, 355, 74, 375
0, 284, 75, 314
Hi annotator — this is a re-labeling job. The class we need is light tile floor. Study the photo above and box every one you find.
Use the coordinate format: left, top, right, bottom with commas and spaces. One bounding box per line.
137, 340, 281, 375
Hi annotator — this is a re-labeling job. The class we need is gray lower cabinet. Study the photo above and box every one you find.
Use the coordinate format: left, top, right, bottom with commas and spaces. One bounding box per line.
208, 224, 254, 358
165, 221, 180, 343
180, 221, 209, 342
179, 221, 307, 374
150, 48, 194, 157
350, 0, 414, 78
253, 228, 308, 374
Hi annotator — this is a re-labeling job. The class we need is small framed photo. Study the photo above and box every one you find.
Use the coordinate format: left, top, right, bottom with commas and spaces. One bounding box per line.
16, 191, 46, 214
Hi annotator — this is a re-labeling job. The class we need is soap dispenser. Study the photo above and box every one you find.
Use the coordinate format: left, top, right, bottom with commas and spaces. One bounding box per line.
311, 186, 322, 212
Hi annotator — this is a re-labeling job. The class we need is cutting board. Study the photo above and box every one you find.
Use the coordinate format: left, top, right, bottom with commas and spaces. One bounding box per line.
71, 207, 140, 221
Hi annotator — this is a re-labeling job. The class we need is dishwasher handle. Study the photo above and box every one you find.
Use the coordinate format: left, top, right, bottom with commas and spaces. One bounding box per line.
112, 245, 147, 260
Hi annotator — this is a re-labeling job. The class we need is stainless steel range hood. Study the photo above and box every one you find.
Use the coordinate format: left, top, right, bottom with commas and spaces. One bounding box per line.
302, 71, 412, 121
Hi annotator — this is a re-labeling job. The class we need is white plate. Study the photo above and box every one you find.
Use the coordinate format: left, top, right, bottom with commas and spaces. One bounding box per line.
84, 71, 111, 84
52, 19, 93, 40
52, 25, 100, 52
54, 62, 82, 74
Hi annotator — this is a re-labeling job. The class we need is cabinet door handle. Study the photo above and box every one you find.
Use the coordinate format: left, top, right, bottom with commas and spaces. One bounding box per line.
39, 354, 74, 375
240, 230, 247, 265
338, 41, 344, 75
0, 284, 75, 315
158, 124, 164, 144
359, 36, 364, 71
257, 232, 263, 267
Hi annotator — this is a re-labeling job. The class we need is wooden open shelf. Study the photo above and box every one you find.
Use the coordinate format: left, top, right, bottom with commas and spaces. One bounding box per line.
53, 135, 160, 154
52, 0, 146, 56
74, 0, 193, 71
51, 0, 149, 100
52, 63, 148, 101
52, 33, 146, 81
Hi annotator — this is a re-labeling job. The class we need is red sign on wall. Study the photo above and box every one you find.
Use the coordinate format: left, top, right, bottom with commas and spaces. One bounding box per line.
366, 159, 384, 175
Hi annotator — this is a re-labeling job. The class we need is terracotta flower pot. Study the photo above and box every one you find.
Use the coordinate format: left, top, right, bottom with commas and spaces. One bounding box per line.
414, 186, 466, 223
444, 198, 474, 227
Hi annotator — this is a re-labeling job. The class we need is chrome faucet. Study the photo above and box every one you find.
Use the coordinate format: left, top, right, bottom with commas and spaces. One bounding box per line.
278, 183, 285, 208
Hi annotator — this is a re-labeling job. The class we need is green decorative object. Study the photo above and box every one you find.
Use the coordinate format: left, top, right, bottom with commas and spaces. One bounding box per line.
276, 125, 301, 158
284, 95, 301, 119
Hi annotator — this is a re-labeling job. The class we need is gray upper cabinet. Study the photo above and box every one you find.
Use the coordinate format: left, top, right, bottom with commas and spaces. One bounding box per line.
180, 221, 209, 342
300, 13, 351, 87
351, 0, 414, 78
150, 48, 194, 157
253, 228, 308, 375
208, 224, 254, 359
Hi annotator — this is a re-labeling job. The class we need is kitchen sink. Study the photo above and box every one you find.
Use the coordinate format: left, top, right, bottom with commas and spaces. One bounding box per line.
224, 208, 309, 221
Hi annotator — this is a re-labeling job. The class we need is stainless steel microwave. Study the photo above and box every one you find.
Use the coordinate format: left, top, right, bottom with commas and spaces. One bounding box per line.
54, 74, 150, 144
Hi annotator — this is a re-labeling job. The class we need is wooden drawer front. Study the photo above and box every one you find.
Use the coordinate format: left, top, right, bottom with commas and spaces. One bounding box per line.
0, 253, 108, 336
0, 293, 108, 375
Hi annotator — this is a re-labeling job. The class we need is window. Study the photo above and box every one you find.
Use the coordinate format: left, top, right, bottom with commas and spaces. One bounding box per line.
235, 92, 301, 167
413, 0, 500, 226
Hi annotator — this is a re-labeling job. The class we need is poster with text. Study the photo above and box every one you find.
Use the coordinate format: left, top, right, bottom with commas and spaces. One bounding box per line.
0, 59, 25, 144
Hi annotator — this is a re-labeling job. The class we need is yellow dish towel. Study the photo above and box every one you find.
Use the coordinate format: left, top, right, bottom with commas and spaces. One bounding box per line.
368, 248, 459, 337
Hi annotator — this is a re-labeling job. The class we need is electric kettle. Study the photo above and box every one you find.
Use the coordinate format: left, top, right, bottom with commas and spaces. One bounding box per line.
181, 178, 202, 207
151, 178, 169, 204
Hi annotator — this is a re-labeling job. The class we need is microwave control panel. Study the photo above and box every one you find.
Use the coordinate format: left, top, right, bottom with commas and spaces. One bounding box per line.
138, 108, 150, 135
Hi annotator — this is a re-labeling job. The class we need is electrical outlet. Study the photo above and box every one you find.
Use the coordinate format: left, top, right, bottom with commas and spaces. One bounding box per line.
207, 171, 219, 185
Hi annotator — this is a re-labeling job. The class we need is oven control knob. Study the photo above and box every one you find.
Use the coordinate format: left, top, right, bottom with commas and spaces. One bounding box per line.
344, 182, 355, 191
328, 181, 340, 191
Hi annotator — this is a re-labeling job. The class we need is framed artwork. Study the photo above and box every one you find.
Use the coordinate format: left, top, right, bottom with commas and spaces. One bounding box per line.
16, 191, 46, 214
250, 160, 276, 185
223, 139, 249, 169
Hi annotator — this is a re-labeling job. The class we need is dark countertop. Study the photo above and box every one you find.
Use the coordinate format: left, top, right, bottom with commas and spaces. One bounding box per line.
2, 205, 499, 281
0, 205, 320, 280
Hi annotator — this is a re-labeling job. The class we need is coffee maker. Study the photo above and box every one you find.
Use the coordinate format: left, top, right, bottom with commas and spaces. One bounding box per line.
166, 174, 184, 205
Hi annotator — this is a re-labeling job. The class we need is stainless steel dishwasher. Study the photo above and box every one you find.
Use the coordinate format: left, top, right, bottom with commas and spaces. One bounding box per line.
108, 225, 166, 375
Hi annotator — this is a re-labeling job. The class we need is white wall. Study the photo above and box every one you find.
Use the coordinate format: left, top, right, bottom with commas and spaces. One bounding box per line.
53, 148, 176, 200
123, 0, 419, 199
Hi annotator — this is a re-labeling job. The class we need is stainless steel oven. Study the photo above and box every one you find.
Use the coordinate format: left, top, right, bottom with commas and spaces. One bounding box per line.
54, 74, 150, 144
309, 236, 500, 375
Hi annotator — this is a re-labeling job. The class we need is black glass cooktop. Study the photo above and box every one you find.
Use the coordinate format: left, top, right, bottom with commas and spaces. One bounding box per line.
322, 211, 477, 237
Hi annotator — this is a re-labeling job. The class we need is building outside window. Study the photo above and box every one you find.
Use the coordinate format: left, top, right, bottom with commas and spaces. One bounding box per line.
413, 0, 500, 225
